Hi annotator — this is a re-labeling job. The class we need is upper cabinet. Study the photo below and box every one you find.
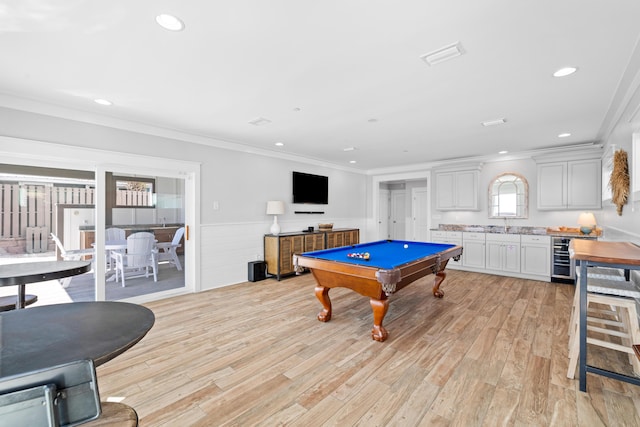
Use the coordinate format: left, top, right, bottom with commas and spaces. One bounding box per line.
435, 168, 480, 211
537, 158, 601, 210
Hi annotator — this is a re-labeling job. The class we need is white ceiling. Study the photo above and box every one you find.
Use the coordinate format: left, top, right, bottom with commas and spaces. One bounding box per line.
1, 1, 640, 171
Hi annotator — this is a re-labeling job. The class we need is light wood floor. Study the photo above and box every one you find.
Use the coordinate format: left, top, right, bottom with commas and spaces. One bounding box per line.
96, 270, 640, 426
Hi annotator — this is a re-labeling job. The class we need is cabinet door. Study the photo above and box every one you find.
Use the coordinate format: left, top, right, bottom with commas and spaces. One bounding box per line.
537, 162, 567, 210
435, 172, 456, 210
463, 240, 485, 268
567, 159, 601, 209
503, 243, 520, 273
521, 244, 551, 276
344, 230, 359, 246
304, 234, 325, 252
455, 170, 478, 210
485, 241, 503, 270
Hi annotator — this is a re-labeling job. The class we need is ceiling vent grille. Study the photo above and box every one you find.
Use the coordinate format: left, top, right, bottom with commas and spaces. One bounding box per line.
248, 117, 272, 126
420, 42, 465, 66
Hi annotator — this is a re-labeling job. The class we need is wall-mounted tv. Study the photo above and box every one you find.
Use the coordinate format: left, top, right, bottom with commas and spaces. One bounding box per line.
292, 171, 328, 204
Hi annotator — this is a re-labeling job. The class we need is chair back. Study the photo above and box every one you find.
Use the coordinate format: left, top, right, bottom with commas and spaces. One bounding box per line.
172, 227, 185, 246
106, 227, 126, 241
50, 233, 68, 257
126, 232, 155, 268
0, 359, 101, 426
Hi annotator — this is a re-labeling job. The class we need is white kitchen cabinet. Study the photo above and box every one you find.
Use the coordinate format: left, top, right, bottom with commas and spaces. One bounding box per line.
485, 234, 521, 273
430, 230, 463, 269
537, 159, 601, 210
435, 170, 479, 211
462, 232, 485, 268
520, 235, 551, 277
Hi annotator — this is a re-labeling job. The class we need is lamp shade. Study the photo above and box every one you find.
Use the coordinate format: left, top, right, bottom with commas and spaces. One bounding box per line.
577, 212, 596, 227
266, 200, 285, 215
577, 212, 596, 235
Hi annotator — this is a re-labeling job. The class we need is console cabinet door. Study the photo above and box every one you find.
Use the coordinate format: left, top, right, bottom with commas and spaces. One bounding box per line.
279, 235, 304, 276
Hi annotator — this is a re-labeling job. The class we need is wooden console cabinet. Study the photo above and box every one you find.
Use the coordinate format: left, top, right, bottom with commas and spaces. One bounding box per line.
264, 228, 359, 280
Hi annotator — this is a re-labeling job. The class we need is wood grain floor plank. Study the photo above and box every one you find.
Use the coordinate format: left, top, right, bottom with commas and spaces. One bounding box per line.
88, 270, 640, 426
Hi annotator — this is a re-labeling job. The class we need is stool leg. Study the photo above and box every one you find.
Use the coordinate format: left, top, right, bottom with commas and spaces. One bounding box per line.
567, 316, 580, 379
623, 304, 640, 375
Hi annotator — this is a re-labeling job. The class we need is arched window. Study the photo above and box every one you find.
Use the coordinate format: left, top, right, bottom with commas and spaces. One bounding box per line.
489, 173, 528, 218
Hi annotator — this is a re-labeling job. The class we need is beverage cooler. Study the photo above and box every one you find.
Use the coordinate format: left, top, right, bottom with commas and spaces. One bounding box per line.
551, 235, 597, 283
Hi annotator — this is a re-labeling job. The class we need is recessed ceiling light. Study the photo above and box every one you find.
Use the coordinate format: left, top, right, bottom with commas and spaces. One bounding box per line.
343, 147, 357, 152
558, 132, 571, 138
275, 142, 284, 147
481, 118, 506, 127
553, 67, 577, 77
349, 160, 357, 164
94, 98, 112, 106
156, 14, 185, 31
499, 150, 508, 154
420, 41, 465, 66
367, 118, 378, 123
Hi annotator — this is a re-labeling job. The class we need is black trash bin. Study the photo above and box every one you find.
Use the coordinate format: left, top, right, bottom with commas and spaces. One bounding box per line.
248, 261, 267, 282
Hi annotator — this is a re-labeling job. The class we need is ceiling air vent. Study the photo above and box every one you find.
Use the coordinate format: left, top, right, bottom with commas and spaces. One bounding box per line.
248, 117, 272, 126
420, 41, 465, 66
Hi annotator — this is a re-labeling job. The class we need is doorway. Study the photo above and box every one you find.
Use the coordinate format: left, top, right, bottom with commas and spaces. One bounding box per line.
374, 174, 430, 241
0, 137, 199, 306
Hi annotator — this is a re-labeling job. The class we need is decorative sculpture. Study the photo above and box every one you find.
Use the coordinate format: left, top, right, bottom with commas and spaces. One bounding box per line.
610, 149, 630, 216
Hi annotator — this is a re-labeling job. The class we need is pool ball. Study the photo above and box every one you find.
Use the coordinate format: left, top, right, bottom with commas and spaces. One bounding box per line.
403, 244, 408, 249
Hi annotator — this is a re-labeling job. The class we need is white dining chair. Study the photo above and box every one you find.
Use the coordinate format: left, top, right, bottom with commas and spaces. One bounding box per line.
156, 227, 185, 271
50, 233, 94, 288
111, 232, 158, 287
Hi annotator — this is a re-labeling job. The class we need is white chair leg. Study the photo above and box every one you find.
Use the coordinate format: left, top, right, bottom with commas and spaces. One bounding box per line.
171, 251, 182, 271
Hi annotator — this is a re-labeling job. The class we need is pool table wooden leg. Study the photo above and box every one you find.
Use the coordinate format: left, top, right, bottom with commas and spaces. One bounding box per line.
370, 297, 389, 342
433, 271, 446, 298
315, 285, 332, 322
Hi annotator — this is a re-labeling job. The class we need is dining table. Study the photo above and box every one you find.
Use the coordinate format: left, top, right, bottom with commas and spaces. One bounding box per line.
570, 239, 640, 392
0, 260, 91, 309
0, 301, 155, 378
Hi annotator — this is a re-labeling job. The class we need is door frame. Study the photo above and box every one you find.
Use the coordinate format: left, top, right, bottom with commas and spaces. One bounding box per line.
371, 171, 431, 241
0, 136, 201, 302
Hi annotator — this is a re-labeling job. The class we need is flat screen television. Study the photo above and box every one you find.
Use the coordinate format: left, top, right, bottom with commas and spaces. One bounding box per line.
292, 171, 328, 204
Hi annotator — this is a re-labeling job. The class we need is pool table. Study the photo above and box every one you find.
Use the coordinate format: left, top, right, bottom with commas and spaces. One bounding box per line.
293, 239, 463, 342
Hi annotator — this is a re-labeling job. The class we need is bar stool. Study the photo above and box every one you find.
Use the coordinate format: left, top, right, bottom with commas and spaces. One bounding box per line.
568, 267, 627, 337
567, 270, 640, 379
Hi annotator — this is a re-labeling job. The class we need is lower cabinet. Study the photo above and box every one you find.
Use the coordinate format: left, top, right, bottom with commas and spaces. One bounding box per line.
430, 230, 463, 269
462, 232, 486, 269
431, 230, 551, 281
264, 228, 359, 280
520, 235, 551, 277
485, 234, 520, 273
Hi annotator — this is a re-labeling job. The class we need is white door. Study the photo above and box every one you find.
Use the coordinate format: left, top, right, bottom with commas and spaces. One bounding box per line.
378, 189, 390, 239
411, 186, 429, 241
390, 190, 406, 240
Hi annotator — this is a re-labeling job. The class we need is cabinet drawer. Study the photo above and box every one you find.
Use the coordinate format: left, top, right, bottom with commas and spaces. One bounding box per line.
521, 235, 551, 245
462, 232, 485, 241
485, 233, 520, 243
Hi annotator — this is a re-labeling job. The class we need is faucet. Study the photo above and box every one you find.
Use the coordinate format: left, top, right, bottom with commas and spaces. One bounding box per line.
162, 217, 166, 227
504, 217, 510, 233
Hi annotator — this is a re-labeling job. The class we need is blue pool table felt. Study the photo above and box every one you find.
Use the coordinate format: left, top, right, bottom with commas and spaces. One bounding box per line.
301, 240, 457, 270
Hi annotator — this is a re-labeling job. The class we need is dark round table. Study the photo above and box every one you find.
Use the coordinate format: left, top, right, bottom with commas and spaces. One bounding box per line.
0, 260, 91, 309
0, 301, 155, 378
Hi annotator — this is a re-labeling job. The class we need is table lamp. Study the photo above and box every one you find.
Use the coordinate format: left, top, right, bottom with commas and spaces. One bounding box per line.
577, 212, 597, 235
266, 201, 285, 235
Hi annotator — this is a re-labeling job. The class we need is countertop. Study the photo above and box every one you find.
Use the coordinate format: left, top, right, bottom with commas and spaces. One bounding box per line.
433, 224, 601, 238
